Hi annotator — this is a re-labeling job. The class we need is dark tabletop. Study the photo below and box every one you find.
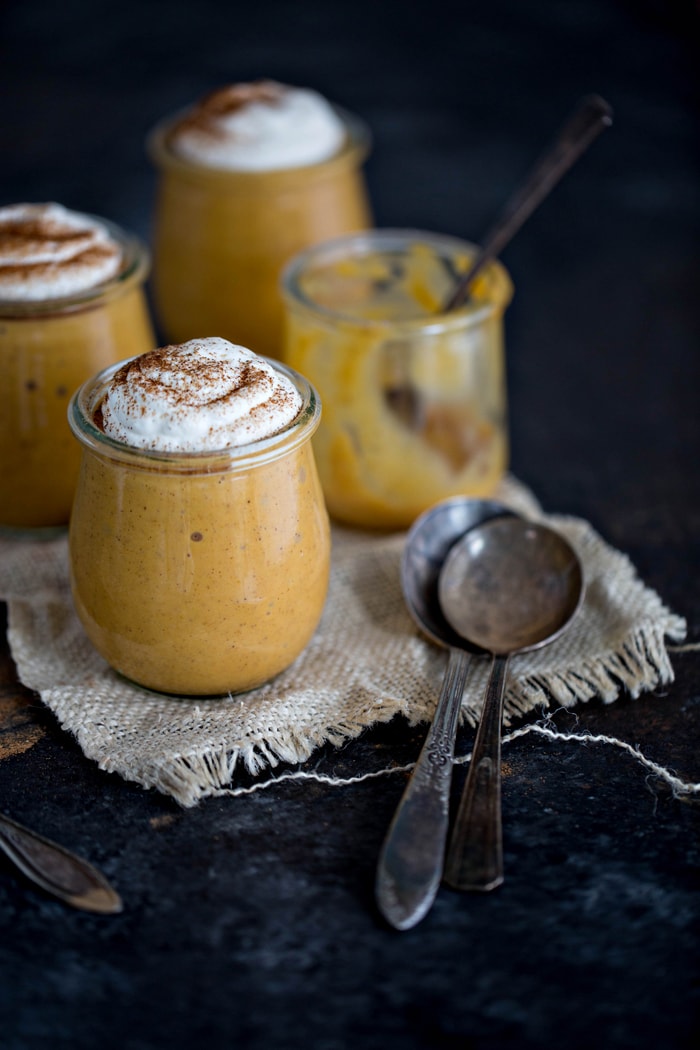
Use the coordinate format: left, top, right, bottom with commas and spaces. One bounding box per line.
1, 1, 699, 1048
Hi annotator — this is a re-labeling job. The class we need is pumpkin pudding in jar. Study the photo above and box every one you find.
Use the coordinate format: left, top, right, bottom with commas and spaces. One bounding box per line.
281, 229, 513, 530
147, 80, 372, 358
68, 337, 330, 697
0, 202, 154, 532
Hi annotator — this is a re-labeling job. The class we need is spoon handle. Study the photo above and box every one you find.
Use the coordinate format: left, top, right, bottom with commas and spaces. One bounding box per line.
443, 653, 509, 892
0, 812, 123, 913
444, 94, 613, 310
376, 646, 470, 929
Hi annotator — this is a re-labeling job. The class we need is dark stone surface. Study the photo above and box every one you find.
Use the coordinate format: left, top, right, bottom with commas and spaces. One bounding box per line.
1, 1, 699, 1047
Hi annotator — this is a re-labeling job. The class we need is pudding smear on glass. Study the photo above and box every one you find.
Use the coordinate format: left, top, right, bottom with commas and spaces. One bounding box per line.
282, 229, 513, 530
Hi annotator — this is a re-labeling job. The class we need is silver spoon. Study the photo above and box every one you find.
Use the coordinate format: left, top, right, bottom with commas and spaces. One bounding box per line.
438, 516, 584, 892
385, 95, 613, 428
443, 94, 613, 310
375, 497, 517, 930
0, 811, 123, 913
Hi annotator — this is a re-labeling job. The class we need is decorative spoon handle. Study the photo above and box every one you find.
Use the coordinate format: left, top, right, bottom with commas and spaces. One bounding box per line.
443, 653, 510, 891
0, 812, 123, 913
376, 646, 470, 930
444, 94, 613, 310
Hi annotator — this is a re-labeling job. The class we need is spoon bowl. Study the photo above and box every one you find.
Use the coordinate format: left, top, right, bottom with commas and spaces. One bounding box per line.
439, 517, 583, 654
438, 516, 584, 891
375, 496, 518, 930
401, 496, 518, 649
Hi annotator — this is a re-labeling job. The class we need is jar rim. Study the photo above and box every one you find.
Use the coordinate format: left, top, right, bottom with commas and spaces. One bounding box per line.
280, 227, 514, 333
0, 212, 150, 319
146, 105, 371, 187
68, 355, 322, 474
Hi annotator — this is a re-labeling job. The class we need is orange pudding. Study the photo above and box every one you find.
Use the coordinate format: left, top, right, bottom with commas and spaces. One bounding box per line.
68, 339, 330, 696
281, 229, 513, 529
0, 204, 154, 531
147, 81, 371, 358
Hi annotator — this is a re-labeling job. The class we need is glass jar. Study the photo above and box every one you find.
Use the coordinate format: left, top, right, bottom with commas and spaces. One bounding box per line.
0, 220, 154, 533
68, 358, 330, 697
281, 229, 513, 530
147, 108, 372, 359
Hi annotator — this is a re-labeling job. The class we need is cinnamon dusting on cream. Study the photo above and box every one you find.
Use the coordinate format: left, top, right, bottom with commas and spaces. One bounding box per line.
167, 80, 346, 171
0, 203, 123, 301
98, 338, 302, 452
172, 80, 286, 141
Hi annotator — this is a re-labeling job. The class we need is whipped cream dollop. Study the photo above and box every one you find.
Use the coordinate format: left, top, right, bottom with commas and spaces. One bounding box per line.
99, 338, 303, 452
168, 80, 346, 171
0, 202, 123, 301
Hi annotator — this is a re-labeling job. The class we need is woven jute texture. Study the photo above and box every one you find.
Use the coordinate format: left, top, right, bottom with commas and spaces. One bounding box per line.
0, 477, 686, 807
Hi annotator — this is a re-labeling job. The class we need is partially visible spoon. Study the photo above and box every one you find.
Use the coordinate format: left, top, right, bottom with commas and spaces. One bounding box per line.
443, 94, 613, 310
438, 516, 584, 891
0, 811, 123, 913
384, 95, 613, 431
375, 496, 517, 930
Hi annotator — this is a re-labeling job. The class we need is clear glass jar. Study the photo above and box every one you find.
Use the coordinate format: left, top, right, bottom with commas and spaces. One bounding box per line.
281, 229, 513, 530
0, 219, 154, 533
68, 358, 330, 697
147, 108, 372, 359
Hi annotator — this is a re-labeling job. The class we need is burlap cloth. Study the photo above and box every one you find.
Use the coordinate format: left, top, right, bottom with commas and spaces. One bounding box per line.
0, 477, 687, 807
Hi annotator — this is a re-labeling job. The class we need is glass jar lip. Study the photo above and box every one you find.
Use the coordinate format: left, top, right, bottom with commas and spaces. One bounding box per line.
146, 104, 371, 186
0, 212, 150, 319
280, 227, 514, 333
68, 354, 322, 474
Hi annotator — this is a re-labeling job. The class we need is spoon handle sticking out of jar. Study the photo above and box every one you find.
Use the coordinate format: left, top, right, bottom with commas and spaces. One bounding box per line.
376, 646, 471, 930
0, 812, 123, 914
443, 94, 613, 311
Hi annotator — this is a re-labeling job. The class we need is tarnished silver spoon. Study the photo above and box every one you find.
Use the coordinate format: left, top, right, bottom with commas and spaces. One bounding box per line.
0, 811, 123, 913
443, 94, 613, 310
375, 497, 517, 930
385, 94, 613, 430
438, 516, 584, 892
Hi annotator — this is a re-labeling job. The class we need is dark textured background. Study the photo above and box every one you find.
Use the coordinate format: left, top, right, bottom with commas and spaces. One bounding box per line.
1, 2, 699, 1048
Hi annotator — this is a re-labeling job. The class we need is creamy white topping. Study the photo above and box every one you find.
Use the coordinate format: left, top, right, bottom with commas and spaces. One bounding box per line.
169, 80, 346, 171
99, 338, 303, 452
0, 202, 123, 301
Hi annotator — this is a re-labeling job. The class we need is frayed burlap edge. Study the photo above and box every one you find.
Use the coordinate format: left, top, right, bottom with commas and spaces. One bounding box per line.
1, 477, 688, 806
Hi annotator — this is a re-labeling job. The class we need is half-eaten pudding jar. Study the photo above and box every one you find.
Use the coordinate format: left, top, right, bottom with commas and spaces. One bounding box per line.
0, 202, 154, 532
68, 338, 330, 696
281, 228, 513, 530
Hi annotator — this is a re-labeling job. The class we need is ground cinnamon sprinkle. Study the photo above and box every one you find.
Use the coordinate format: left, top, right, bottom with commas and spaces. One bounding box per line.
0, 204, 122, 295
170, 80, 286, 144
97, 340, 302, 451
